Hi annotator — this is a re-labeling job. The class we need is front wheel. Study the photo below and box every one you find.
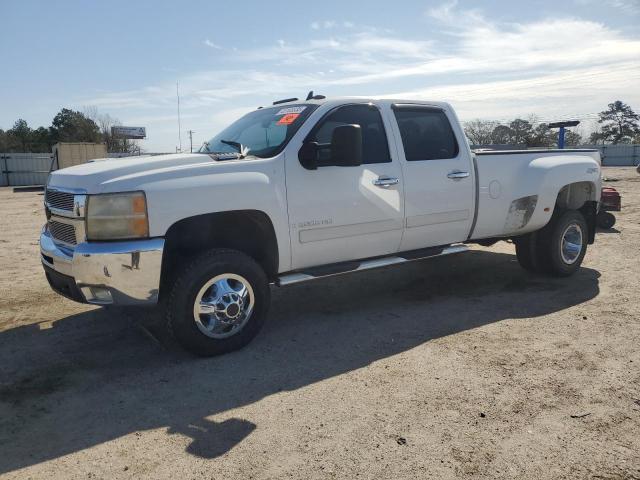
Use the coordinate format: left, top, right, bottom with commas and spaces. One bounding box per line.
166, 249, 270, 356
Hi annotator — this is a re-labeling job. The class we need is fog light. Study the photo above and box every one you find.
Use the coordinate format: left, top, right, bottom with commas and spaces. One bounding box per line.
81, 286, 113, 304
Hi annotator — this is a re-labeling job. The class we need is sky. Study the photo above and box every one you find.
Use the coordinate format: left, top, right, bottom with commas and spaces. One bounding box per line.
1, 0, 639, 152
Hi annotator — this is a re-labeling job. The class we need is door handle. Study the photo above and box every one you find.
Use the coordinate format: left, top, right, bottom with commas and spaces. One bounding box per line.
447, 170, 469, 180
373, 176, 399, 188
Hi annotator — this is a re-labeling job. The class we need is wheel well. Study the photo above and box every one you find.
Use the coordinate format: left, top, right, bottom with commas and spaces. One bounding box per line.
555, 181, 597, 210
555, 182, 598, 244
160, 210, 279, 298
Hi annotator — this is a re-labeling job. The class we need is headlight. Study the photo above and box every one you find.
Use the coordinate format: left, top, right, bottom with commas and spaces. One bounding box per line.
86, 192, 149, 241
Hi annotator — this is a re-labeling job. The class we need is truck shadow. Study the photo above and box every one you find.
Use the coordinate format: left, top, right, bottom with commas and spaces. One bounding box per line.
0, 250, 600, 473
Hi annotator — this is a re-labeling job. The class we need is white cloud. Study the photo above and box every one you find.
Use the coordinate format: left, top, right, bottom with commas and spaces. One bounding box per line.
203, 39, 222, 49
310, 19, 354, 30
81, 2, 640, 150
319, 5, 640, 86
575, 0, 640, 14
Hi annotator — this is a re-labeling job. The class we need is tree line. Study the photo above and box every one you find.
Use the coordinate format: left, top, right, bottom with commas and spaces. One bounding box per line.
0, 107, 139, 154
2, 100, 638, 153
465, 100, 640, 147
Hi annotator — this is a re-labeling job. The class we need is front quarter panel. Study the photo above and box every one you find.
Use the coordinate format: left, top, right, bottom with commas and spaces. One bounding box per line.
134, 156, 291, 272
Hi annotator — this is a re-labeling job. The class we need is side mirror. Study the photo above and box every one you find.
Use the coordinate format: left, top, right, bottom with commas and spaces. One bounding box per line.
298, 141, 319, 170
331, 124, 362, 167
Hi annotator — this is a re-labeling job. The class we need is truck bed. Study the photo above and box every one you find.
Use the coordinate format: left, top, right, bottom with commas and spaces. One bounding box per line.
469, 149, 601, 240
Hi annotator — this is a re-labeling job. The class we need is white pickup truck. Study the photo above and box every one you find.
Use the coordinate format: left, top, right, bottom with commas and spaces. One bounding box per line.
41, 96, 602, 355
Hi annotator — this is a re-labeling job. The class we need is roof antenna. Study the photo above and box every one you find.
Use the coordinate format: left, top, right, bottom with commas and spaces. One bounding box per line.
306, 90, 314, 101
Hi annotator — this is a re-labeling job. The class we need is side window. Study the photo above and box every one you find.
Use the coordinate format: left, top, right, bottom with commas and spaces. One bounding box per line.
393, 107, 459, 161
309, 104, 391, 165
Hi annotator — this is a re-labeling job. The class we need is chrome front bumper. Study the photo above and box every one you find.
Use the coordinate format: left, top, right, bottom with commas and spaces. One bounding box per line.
40, 227, 164, 306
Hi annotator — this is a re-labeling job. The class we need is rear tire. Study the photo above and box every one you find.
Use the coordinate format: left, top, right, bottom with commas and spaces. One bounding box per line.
166, 249, 270, 356
535, 210, 588, 277
514, 232, 540, 272
597, 211, 616, 229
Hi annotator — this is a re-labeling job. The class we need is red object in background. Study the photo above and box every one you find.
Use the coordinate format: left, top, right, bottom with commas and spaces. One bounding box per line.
601, 187, 621, 211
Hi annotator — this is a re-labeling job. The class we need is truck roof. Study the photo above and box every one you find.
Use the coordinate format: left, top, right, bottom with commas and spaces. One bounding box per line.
265, 96, 452, 110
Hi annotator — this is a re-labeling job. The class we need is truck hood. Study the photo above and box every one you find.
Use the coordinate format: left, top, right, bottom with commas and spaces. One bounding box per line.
47, 153, 225, 193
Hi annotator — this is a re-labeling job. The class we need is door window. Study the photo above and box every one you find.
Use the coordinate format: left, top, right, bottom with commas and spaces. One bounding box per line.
308, 104, 391, 165
393, 107, 459, 161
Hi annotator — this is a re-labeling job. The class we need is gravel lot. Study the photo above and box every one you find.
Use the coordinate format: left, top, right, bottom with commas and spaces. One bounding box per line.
0, 167, 639, 479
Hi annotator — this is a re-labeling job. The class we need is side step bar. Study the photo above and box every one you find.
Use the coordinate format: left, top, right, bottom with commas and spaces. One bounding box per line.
277, 244, 469, 286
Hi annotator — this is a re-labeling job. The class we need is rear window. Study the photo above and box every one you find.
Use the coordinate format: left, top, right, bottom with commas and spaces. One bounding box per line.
393, 107, 459, 161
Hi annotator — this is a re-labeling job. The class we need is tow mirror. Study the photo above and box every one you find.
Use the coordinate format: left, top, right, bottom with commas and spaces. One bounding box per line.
298, 142, 319, 170
331, 124, 362, 167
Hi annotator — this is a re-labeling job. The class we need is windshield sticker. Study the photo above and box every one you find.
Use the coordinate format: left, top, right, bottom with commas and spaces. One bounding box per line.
276, 106, 307, 115
277, 113, 301, 125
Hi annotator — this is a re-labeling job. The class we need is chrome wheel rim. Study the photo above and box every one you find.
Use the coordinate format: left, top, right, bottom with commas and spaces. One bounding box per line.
193, 273, 255, 339
560, 223, 583, 265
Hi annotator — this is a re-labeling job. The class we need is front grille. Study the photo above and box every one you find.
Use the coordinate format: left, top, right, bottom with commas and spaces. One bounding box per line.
45, 189, 75, 212
49, 221, 77, 245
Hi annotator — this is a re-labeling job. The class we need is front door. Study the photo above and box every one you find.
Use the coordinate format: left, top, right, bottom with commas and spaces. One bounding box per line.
285, 103, 405, 270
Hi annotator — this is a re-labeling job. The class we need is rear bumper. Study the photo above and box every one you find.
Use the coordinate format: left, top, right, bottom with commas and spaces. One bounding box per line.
40, 227, 164, 306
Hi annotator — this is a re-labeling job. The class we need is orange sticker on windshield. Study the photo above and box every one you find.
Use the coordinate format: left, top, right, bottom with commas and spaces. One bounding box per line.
277, 113, 300, 125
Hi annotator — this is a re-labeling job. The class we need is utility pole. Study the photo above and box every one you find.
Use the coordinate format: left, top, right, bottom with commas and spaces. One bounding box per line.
188, 130, 195, 153
176, 81, 182, 152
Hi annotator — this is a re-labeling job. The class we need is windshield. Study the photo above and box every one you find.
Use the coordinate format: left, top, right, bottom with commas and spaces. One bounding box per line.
198, 104, 318, 159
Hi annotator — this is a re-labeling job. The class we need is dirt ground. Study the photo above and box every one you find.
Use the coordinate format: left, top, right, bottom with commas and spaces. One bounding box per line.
0, 167, 638, 479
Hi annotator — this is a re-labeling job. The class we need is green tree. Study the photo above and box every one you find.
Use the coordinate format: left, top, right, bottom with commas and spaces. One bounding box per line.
564, 130, 582, 147
529, 123, 557, 148
31, 126, 54, 152
50, 108, 101, 143
0, 129, 8, 151
8, 119, 32, 152
508, 118, 534, 146
490, 124, 513, 144
597, 100, 640, 144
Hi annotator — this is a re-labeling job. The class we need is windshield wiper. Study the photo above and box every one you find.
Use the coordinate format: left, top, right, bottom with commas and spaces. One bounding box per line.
220, 139, 251, 159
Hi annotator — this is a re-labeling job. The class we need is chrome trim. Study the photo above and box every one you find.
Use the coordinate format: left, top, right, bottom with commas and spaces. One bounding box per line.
373, 176, 400, 188
45, 186, 87, 219
560, 223, 583, 265
48, 214, 86, 247
447, 170, 470, 180
40, 226, 73, 276
40, 228, 164, 305
277, 244, 469, 286
193, 273, 255, 339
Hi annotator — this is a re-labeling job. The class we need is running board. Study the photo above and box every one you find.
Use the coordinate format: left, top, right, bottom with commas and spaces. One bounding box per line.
277, 244, 469, 286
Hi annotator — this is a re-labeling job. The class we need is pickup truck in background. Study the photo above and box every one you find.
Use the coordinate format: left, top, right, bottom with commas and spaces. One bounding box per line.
41, 96, 602, 355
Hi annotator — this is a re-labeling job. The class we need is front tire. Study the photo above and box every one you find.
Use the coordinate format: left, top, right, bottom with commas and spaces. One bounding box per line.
166, 249, 270, 356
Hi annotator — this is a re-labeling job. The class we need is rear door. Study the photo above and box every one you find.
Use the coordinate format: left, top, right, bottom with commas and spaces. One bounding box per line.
388, 104, 474, 251
285, 103, 405, 270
